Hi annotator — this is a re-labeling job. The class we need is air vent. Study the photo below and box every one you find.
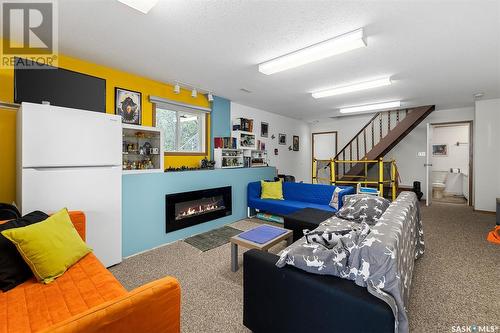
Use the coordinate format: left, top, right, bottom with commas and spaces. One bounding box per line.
240, 88, 252, 93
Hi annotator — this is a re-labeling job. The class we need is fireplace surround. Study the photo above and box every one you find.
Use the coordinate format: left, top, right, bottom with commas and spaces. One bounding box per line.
165, 186, 232, 233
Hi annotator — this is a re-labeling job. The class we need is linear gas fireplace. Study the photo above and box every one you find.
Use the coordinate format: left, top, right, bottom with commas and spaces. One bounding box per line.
165, 186, 232, 233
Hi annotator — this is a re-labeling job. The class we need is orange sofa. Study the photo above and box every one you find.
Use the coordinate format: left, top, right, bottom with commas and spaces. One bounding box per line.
0, 211, 181, 333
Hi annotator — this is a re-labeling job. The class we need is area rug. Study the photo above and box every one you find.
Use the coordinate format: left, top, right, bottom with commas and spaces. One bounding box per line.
184, 226, 242, 251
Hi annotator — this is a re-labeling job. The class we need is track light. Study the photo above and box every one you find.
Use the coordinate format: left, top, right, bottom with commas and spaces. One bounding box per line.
173, 83, 180, 94
172, 81, 212, 100
258, 28, 366, 75
312, 77, 392, 99
174, 83, 180, 94
339, 101, 401, 114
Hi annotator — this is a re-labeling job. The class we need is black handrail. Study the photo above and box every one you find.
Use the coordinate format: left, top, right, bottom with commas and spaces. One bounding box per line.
334, 112, 380, 160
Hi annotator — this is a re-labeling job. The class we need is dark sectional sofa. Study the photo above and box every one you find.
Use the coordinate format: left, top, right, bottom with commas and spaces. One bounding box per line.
247, 181, 355, 216
243, 181, 397, 332
243, 191, 424, 333
243, 250, 394, 333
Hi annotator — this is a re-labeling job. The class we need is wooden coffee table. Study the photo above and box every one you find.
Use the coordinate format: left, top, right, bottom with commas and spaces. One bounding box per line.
230, 225, 293, 272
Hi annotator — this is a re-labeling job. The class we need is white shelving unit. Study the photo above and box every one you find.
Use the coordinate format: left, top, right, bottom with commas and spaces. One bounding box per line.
122, 124, 164, 173
214, 148, 245, 169
250, 149, 268, 167
232, 130, 256, 150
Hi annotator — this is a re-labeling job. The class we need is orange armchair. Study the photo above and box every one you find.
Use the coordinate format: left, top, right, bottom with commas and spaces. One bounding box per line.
0, 211, 181, 333
44, 276, 181, 333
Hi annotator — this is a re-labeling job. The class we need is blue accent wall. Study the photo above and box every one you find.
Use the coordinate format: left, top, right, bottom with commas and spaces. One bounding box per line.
122, 167, 276, 257
210, 96, 231, 159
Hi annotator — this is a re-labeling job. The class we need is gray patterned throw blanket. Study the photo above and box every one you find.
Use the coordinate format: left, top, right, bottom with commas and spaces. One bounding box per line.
276, 192, 424, 333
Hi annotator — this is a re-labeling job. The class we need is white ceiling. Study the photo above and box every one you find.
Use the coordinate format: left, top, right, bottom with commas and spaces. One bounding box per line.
58, 0, 500, 121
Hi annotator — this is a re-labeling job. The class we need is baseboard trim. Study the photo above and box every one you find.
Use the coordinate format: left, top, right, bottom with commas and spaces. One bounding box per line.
473, 208, 496, 215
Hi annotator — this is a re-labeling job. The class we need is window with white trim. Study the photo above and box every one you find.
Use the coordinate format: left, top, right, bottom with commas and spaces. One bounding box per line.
155, 107, 206, 154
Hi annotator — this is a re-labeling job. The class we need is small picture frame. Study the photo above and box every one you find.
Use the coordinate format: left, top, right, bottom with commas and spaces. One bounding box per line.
432, 144, 447, 156
115, 87, 142, 125
260, 122, 269, 138
293, 135, 299, 151
278, 133, 286, 145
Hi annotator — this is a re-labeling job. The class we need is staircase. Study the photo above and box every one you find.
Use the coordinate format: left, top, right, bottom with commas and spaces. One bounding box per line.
335, 105, 435, 180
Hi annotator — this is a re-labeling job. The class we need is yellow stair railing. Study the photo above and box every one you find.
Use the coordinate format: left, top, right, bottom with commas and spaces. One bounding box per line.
312, 157, 399, 201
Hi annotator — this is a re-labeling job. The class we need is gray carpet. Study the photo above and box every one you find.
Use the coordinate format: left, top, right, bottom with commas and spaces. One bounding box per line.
110, 203, 499, 333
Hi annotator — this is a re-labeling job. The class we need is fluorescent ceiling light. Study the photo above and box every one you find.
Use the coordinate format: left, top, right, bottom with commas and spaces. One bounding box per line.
312, 77, 392, 99
339, 101, 401, 114
258, 28, 366, 75
117, 0, 159, 14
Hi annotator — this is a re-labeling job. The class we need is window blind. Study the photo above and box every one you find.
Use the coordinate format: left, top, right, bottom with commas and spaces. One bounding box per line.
149, 95, 211, 113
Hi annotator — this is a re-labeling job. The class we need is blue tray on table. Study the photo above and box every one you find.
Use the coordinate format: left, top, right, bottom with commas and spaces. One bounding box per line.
237, 225, 288, 244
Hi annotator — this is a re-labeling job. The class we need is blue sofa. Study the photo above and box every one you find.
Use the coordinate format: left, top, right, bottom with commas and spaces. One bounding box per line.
247, 181, 355, 216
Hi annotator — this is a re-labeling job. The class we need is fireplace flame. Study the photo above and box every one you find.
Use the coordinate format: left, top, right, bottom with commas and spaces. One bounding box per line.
177, 203, 223, 220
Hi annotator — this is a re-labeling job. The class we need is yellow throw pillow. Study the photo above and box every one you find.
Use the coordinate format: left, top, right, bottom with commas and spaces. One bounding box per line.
1, 208, 92, 284
261, 180, 284, 200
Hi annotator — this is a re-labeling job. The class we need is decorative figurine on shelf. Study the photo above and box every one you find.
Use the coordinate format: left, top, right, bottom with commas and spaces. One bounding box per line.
200, 158, 216, 170
143, 142, 152, 155
164, 163, 213, 172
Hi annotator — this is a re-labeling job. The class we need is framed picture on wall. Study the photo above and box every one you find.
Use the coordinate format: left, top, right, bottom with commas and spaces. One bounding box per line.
293, 135, 300, 151
115, 87, 142, 125
260, 122, 269, 138
432, 144, 447, 156
278, 133, 286, 145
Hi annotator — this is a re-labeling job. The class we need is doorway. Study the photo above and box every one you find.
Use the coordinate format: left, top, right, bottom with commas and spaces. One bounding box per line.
425, 121, 473, 206
312, 131, 337, 184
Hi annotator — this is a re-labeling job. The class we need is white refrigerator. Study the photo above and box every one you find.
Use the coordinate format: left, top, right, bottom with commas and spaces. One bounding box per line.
17, 102, 122, 267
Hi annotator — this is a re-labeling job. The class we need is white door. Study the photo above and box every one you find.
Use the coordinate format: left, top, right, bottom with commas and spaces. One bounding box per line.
312, 132, 337, 184
313, 132, 337, 160
426, 123, 433, 206
21, 166, 122, 267
20, 103, 122, 167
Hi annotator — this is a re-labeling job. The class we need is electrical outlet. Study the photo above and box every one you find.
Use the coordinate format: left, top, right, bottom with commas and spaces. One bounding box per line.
417, 152, 426, 157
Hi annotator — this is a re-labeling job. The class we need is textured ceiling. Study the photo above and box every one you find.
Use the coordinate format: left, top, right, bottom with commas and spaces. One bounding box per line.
58, 0, 500, 120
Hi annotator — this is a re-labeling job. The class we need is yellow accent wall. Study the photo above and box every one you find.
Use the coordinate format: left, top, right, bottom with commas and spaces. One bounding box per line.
0, 109, 16, 203
0, 53, 210, 203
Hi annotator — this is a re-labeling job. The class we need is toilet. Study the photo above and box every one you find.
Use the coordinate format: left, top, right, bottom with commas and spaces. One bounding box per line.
432, 171, 447, 199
